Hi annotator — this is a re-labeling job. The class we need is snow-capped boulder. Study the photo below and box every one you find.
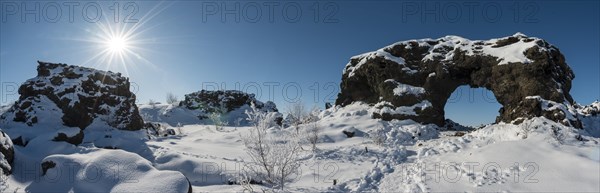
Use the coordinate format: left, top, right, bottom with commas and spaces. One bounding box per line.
0, 129, 14, 175
1, 61, 144, 130
27, 149, 191, 193
336, 33, 581, 128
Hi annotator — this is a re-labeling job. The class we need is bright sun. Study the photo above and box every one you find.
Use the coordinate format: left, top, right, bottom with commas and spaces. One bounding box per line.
107, 36, 127, 53
79, 1, 173, 75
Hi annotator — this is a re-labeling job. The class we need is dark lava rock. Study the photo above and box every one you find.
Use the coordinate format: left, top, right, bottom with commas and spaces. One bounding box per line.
11, 136, 28, 147
444, 119, 474, 131
325, 102, 333, 109
0, 129, 14, 175
342, 127, 359, 138
336, 33, 582, 128
52, 129, 84, 145
180, 90, 281, 123
2, 61, 144, 130
181, 90, 278, 113
41, 160, 56, 176
454, 131, 466, 137
342, 130, 355, 138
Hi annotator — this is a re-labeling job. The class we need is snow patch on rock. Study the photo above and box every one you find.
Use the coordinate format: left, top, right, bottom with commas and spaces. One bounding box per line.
385, 79, 426, 96
344, 33, 551, 77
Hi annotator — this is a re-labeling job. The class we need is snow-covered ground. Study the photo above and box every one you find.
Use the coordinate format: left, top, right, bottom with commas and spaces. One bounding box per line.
147, 103, 600, 192
2, 102, 599, 192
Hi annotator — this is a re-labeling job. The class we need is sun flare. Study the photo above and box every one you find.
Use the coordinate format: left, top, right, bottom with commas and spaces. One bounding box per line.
79, 20, 143, 76
73, 2, 173, 76
107, 36, 127, 53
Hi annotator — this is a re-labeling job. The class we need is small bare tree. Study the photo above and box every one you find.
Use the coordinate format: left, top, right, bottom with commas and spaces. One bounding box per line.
270, 133, 302, 190
209, 112, 227, 131
305, 106, 320, 123
304, 122, 320, 151
286, 102, 306, 132
520, 119, 533, 139
176, 122, 183, 136
166, 92, 178, 105
148, 99, 157, 108
243, 102, 275, 182
239, 170, 256, 193
233, 117, 243, 130
286, 102, 321, 133
242, 102, 301, 190
370, 127, 386, 146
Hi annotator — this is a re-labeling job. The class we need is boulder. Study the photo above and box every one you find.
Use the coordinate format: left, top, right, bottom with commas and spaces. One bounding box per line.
342, 130, 355, 138
1, 61, 144, 130
41, 160, 56, 176
336, 33, 582, 128
11, 136, 28, 147
52, 128, 84, 145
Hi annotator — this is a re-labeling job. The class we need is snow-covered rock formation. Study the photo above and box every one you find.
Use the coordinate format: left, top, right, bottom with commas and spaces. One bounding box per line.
577, 101, 600, 137
0, 61, 144, 130
336, 33, 582, 128
140, 90, 281, 126
0, 62, 192, 192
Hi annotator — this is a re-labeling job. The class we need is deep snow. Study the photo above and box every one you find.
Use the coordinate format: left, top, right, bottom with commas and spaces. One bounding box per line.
1, 101, 599, 192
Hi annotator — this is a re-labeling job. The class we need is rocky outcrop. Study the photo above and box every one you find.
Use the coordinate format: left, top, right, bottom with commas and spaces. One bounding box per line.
336, 33, 581, 128
181, 90, 278, 113
443, 119, 475, 131
1, 61, 144, 130
180, 90, 281, 123
577, 101, 600, 137
0, 129, 14, 175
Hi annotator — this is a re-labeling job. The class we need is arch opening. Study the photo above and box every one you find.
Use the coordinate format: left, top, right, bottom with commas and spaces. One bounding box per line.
444, 85, 502, 128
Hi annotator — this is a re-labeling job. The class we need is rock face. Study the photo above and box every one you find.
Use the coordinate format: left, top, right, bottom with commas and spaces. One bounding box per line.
336, 33, 581, 128
2, 61, 144, 130
0, 129, 14, 175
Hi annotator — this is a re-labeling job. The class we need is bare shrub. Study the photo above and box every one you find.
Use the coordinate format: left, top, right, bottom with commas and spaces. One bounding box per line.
286, 102, 306, 132
208, 107, 228, 131
304, 122, 320, 151
370, 127, 386, 146
166, 92, 178, 105
242, 102, 302, 190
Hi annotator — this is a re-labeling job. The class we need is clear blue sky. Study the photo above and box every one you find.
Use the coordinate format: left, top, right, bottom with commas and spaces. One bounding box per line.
1, 1, 598, 126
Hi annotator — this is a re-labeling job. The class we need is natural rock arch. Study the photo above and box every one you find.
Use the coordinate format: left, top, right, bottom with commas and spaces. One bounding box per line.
336, 33, 582, 128
444, 86, 502, 126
